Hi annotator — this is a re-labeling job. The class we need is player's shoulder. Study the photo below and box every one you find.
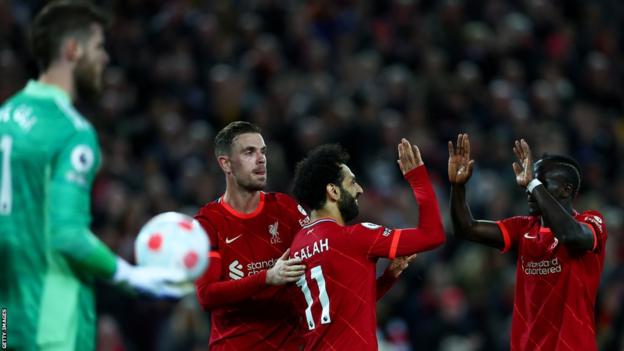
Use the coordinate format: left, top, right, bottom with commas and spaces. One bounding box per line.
193, 199, 225, 235
265, 192, 296, 205
296, 218, 339, 238
195, 198, 223, 217
575, 210, 605, 227
53, 99, 94, 133
576, 209, 604, 219
14, 89, 93, 132
348, 222, 389, 233
265, 192, 307, 213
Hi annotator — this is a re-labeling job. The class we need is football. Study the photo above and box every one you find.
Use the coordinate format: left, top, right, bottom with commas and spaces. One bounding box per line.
135, 211, 210, 280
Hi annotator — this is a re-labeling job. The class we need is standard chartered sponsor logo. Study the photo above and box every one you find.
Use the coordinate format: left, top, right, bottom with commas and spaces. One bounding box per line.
247, 258, 277, 275
228, 260, 244, 280
228, 258, 278, 278
522, 256, 562, 276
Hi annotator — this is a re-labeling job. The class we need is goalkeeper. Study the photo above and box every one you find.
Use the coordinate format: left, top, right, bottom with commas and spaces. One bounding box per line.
0, 2, 188, 350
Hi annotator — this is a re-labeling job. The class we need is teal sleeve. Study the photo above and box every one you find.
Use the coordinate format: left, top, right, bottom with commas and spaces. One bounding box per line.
49, 127, 117, 278
76, 230, 117, 278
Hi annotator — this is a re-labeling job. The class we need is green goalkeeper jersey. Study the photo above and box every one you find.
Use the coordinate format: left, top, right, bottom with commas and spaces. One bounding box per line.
0, 80, 114, 350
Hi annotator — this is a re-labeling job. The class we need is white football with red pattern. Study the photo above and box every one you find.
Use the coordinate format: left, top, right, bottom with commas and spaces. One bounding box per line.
135, 211, 210, 280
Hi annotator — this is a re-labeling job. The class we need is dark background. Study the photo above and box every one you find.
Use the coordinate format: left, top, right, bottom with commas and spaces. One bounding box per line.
1, 0, 623, 350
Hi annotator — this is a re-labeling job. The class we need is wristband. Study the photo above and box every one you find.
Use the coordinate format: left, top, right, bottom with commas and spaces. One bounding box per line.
526, 179, 542, 193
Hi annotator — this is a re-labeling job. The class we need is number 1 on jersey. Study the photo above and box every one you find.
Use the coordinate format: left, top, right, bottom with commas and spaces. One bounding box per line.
296, 265, 331, 330
0, 135, 12, 215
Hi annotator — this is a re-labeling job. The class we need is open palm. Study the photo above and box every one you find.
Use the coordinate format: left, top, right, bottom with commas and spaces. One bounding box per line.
448, 133, 474, 185
512, 139, 534, 187
397, 138, 424, 175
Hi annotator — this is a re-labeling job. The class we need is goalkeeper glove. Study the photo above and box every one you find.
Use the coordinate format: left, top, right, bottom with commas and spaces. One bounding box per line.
112, 258, 193, 298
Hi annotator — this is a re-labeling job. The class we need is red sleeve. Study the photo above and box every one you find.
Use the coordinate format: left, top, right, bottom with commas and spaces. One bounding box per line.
351, 166, 446, 258
195, 207, 219, 251
376, 270, 398, 300
495, 216, 532, 253
194, 252, 268, 309
576, 210, 608, 253
193, 206, 269, 310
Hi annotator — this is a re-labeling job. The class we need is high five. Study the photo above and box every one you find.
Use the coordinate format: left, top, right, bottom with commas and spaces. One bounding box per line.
449, 133, 607, 351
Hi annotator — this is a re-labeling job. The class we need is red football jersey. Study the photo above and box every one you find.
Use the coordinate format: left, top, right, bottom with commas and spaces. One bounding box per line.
290, 219, 398, 351
194, 192, 309, 351
289, 166, 446, 351
497, 210, 607, 351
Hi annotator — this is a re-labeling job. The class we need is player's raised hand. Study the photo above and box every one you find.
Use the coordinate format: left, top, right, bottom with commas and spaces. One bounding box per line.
448, 133, 475, 184
266, 249, 306, 285
397, 138, 424, 175
512, 139, 534, 188
387, 254, 418, 278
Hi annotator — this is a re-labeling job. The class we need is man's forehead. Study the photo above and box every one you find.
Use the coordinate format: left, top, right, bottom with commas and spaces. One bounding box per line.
232, 133, 264, 148
340, 164, 355, 179
535, 162, 568, 182
534, 160, 557, 173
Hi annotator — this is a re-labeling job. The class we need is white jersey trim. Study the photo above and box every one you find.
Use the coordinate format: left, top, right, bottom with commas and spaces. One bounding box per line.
303, 218, 337, 229
54, 98, 89, 130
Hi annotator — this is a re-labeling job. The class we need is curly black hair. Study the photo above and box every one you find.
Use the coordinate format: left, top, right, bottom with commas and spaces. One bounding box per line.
536, 154, 582, 197
292, 144, 350, 211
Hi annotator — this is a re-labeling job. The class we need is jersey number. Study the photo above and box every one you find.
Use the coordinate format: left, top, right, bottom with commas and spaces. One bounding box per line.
296, 265, 331, 330
0, 135, 12, 215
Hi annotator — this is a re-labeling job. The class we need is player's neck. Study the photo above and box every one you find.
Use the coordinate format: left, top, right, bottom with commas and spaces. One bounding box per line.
311, 206, 344, 226
39, 64, 76, 101
222, 187, 262, 214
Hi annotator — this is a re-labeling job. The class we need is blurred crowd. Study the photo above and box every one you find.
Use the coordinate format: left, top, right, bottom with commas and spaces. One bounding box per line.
2, 0, 623, 350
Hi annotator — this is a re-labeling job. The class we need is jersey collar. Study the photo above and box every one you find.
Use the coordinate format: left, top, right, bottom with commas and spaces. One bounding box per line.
23, 80, 71, 104
219, 192, 265, 219
303, 217, 337, 228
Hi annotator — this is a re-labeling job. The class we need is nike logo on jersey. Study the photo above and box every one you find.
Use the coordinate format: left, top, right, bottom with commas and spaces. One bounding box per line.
549, 237, 559, 250
524, 232, 538, 239
225, 235, 242, 244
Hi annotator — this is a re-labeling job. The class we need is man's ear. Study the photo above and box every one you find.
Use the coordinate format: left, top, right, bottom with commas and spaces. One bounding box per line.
217, 155, 231, 174
326, 183, 340, 202
62, 37, 83, 63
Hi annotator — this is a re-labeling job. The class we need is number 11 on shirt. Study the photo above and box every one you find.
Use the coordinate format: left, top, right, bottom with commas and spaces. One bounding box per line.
296, 265, 331, 330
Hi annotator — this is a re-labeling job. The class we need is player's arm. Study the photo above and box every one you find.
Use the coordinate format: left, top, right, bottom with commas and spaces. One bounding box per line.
192, 212, 268, 308
376, 254, 417, 300
512, 139, 594, 251
450, 184, 505, 248
194, 250, 304, 309
194, 249, 265, 309
194, 212, 304, 309
363, 140, 445, 259
530, 185, 593, 250
390, 139, 446, 255
50, 131, 187, 296
448, 134, 505, 249
48, 131, 118, 277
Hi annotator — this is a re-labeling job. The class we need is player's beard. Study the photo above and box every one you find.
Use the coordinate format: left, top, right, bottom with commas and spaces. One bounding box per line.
337, 187, 359, 223
236, 174, 266, 192
74, 56, 102, 100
